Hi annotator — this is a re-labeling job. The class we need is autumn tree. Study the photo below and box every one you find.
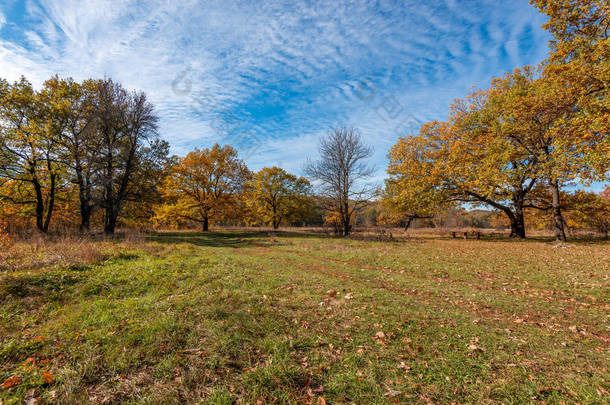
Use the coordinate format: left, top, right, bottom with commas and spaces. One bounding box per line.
114, 139, 172, 228
0, 75, 169, 234
92, 79, 161, 234
384, 145, 449, 232
39, 77, 100, 231
0, 77, 66, 232
531, 0, 609, 101
388, 92, 545, 239
479, 66, 607, 241
246, 167, 311, 229
565, 187, 610, 236
158, 145, 249, 231
305, 127, 374, 236
530, 0, 609, 239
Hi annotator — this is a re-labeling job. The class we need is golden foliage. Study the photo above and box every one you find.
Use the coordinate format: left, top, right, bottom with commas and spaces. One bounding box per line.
245, 167, 312, 228
154, 144, 250, 231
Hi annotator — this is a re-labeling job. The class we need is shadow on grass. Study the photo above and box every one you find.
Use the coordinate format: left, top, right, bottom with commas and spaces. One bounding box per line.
405, 233, 610, 245
146, 230, 329, 249
146, 229, 608, 247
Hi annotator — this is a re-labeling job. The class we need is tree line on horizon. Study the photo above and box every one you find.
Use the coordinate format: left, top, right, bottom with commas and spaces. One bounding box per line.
0, 0, 608, 241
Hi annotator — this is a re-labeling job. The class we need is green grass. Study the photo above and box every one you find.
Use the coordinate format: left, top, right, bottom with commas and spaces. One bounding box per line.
1, 231, 609, 404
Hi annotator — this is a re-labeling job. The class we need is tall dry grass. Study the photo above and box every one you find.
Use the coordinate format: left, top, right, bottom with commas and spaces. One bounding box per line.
0, 229, 148, 272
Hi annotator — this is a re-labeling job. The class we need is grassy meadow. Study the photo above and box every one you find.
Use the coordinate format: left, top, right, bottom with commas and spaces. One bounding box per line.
0, 230, 608, 404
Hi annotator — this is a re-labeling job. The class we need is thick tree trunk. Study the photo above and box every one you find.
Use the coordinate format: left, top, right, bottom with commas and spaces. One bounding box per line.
76, 168, 93, 232
550, 180, 567, 242
42, 173, 56, 233
343, 220, 350, 237
104, 207, 118, 235
202, 216, 209, 232
272, 204, 280, 229
32, 177, 47, 233
508, 208, 526, 239
80, 204, 92, 232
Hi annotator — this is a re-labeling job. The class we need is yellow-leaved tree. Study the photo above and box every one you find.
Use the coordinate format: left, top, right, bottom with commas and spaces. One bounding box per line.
0, 77, 67, 233
387, 95, 542, 239
156, 145, 250, 231
384, 134, 452, 231
530, 0, 609, 239
246, 167, 311, 229
475, 67, 608, 241
564, 187, 610, 236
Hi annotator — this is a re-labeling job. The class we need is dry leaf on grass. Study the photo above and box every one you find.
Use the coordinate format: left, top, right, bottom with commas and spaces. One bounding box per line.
42, 371, 53, 384
2, 376, 21, 389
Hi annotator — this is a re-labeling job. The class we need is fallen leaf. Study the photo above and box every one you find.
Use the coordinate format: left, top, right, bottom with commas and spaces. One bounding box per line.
42, 371, 53, 384
317, 397, 326, 405
23, 357, 35, 366
2, 376, 21, 389
383, 384, 401, 397
397, 361, 411, 370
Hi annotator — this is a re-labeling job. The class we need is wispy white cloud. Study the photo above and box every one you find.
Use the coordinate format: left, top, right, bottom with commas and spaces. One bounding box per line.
0, 0, 552, 184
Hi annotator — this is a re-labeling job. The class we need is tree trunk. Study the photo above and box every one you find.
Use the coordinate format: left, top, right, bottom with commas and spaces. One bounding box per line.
342, 199, 351, 236
404, 216, 414, 231
508, 209, 526, 239
202, 216, 209, 232
42, 173, 56, 233
104, 207, 118, 235
32, 177, 46, 233
272, 204, 280, 229
550, 180, 567, 242
76, 167, 93, 232
343, 220, 350, 236
80, 204, 92, 232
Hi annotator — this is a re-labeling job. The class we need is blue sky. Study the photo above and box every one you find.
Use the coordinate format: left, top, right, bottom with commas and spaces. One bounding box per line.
0, 0, 567, 186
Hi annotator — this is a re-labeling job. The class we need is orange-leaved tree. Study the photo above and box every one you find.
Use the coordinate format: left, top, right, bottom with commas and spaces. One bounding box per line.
479, 67, 608, 241
531, 0, 609, 100
157, 145, 250, 231
384, 134, 451, 231
530, 0, 609, 239
387, 92, 541, 239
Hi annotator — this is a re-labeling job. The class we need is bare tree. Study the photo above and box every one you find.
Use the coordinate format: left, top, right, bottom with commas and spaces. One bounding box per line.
305, 127, 374, 236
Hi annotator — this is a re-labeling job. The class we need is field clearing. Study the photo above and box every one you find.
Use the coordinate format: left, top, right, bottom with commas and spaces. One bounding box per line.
1, 231, 609, 404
